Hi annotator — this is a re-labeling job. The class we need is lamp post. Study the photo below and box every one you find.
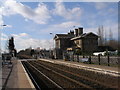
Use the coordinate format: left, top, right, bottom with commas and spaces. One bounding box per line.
50, 33, 55, 59
50, 33, 54, 49
0, 24, 7, 63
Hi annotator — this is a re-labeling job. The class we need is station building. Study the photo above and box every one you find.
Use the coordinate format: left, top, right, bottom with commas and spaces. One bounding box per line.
54, 27, 99, 59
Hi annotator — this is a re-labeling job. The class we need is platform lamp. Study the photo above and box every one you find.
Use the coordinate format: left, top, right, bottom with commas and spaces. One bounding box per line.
50, 33, 55, 49
0, 24, 7, 63
50, 33, 55, 59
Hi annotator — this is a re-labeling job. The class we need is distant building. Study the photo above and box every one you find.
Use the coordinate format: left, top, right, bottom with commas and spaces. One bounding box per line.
54, 27, 99, 59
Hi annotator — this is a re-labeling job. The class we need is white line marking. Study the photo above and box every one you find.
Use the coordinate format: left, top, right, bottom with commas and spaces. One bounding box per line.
20, 60, 35, 88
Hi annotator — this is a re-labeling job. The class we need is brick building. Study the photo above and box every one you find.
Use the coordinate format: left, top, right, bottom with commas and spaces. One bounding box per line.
54, 27, 99, 59
54, 31, 74, 59
71, 28, 98, 54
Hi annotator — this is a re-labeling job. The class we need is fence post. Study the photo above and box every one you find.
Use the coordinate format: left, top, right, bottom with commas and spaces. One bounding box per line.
108, 54, 110, 66
98, 54, 100, 65
89, 56, 91, 64
73, 54, 74, 61
106, 49, 110, 66
83, 54, 85, 58
77, 55, 79, 62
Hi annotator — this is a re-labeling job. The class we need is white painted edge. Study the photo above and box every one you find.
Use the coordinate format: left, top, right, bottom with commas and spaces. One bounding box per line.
20, 61, 35, 89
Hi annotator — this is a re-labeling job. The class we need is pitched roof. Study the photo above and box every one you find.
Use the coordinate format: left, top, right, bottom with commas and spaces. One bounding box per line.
54, 34, 73, 39
71, 32, 98, 40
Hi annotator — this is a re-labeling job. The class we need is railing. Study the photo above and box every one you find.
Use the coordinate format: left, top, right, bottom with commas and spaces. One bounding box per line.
65, 54, 119, 66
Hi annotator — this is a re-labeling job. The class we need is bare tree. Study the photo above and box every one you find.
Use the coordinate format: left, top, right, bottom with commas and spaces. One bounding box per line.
5, 38, 9, 53
107, 29, 118, 49
104, 28, 107, 45
109, 28, 113, 41
97, 25, 105, 46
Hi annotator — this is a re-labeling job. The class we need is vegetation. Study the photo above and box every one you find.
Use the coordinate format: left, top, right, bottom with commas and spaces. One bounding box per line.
97, 25, 119, 50
74, 49, 82, 55
6, 36, 17, 57
17, 47, 34, 59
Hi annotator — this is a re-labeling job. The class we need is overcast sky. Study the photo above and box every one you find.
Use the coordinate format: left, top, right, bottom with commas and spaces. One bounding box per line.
0, 0, 118, 51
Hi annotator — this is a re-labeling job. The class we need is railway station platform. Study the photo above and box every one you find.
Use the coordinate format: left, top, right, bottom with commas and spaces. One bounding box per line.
39, 58, 119, 77
2, 60, 35, 89
2, 58, 119, 89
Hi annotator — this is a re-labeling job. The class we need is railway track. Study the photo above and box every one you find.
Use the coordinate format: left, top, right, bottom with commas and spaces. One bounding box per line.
22, 61, 63, 90
32, 60, 113, 88
37, 60, 119, 88
26, 61, 92, 89
29, 61, 92, 89
22, 60, 118, 89
22, 62, 41, 90
40, 59, 120, 77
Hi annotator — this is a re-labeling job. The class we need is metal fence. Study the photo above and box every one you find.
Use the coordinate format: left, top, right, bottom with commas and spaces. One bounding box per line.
66, 55, 119, 66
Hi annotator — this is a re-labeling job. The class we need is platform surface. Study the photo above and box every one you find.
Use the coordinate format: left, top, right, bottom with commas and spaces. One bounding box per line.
2, 60, 35, 89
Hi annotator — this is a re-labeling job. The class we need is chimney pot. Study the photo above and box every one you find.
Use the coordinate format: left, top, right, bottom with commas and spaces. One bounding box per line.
70, 30, 74, 35
78, 27, 83, 36
75, 29, 78, 36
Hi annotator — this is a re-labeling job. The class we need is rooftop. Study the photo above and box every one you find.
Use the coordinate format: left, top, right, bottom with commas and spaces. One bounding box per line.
71, 32, 98, 40
54, 34, 74, 39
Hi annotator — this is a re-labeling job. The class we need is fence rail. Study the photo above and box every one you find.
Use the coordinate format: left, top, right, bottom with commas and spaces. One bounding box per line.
66, 55, 119, 66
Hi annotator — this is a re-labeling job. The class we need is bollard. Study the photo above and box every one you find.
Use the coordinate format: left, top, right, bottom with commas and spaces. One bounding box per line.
89, 56, 91, 64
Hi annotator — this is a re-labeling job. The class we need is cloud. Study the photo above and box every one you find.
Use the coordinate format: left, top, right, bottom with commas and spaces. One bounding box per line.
25, 18, 28, 22
53, 21, 81, 28
1, 33, 8, 41
1, 0, 51, 24
94, 2, 107, 10
11, 33, 28, 38
0, 15, 4, 25
6, 25, 12, 28
11, 33, 53, 51
53, 2, 82, 20
1, 0, 82, 25
19, 33, 28, 37
39, 21, 81, 34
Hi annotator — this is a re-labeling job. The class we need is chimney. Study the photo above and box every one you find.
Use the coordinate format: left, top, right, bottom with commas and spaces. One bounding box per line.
68, 32, 70, 35
70, 30, 74, 35
75, 29, 78, 36
78, 27, 83, 36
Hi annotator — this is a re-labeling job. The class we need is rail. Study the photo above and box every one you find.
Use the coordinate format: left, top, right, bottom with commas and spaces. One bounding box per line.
26, 61, 64, 90
33, 61, 112, 88
22, 62, 41, 90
